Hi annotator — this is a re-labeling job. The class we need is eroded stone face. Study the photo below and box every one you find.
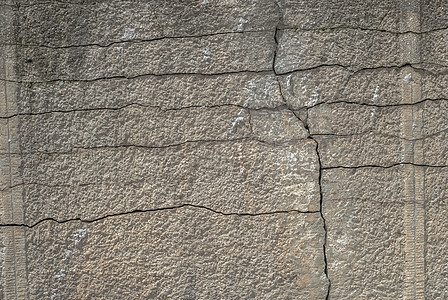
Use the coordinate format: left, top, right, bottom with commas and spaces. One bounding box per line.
278, 0, 400, 31
307, 100, 448, 167
275, 29, 402, 74
14, 106, 252, 152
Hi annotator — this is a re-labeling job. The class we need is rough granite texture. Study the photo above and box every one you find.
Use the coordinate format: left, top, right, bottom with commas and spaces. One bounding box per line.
0, 0, 447, 299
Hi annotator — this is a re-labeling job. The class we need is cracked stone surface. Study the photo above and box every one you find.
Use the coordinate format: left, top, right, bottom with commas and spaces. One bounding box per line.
1, 140, 320, 224
11, 0, 279, 46
308, 99, 448, 167
10, 209, 327, 299
0, 0, 447, 299
13, 31, 275, 81
278, 66, 447, 109
2, 73, 285, 117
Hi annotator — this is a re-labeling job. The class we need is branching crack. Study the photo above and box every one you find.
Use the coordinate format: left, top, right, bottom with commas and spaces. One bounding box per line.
0, 203, 319, 228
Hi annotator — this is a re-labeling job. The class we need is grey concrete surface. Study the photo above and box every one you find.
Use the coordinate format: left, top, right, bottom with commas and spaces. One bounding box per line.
0, 0, 447, 299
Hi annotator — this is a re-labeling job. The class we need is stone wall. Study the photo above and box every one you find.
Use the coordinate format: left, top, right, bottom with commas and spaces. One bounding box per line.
0, 0, 447, 298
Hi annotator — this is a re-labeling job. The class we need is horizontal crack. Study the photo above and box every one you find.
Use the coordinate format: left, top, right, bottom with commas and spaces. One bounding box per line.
1, 29, 272, 49
305, 98, 448, 110
310, 126, 448, 142
0, 203, 319, 228
0, 63, 445, 84
0, 103, 290, 120
322, 162, 448, 170
0, 69, 274, 84
1, 98, 446, 119
0, 137, 309, 156
281, 25, 448, 35
276, 62, 448, 76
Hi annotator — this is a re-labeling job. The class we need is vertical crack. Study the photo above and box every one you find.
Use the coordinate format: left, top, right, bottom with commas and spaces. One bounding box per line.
272, 0, 284, 75
273, 0, 331, 287
276, 74, 331, 298
297, 109, 331, 300
312, 134, 331, 300
273, 27, 280, 74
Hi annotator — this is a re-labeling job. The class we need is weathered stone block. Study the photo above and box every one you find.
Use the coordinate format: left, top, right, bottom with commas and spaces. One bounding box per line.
15, 31, 275, 81
251, 108, 308, 143
278, 0, 400, 31
308, 100, 448, 167
6, 73, 284, 116
14, 140, 320, 224
14, 106, 252, 153
278, 67, 447, 109
425, 167, 448, 299
275, 29, 401, 74
20, 209, 327, 299
14, 0, 279, 46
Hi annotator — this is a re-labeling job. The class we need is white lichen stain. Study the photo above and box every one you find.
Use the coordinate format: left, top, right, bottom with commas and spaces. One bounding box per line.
54, 269, 66, 279
308, 86, 320, 106
202, 48, 211, 64
373, 85, 380, 102
331, 261, 341, 268
122, 28, 136, 41
115, 46, 124, 52
201, 0, 209, 4
286, 74, 293, 88
64, 250, 72, 260
263, 81, 275, 99
74, 228, 90, 245
243, 82, 258, 106
337, 236, 348, 247
403, 73, 412, 84
236, 17, 248, 31
229, 109, 248, 133
370, 107, 376, 120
